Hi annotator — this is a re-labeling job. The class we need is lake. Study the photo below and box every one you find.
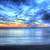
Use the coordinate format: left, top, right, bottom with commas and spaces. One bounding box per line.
0, 28, 50, 45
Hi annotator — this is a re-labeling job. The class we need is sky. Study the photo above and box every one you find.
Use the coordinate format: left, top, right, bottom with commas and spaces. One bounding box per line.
0, 0, 50, 24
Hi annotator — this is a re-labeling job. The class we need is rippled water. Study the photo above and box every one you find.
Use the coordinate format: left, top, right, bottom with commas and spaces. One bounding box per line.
0, 28, 50, 45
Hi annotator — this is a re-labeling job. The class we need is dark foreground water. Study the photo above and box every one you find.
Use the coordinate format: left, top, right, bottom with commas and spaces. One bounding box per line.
0, 28, 50, 45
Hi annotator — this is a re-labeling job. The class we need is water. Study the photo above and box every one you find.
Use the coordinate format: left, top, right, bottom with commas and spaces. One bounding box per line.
0, 28, 50, 45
